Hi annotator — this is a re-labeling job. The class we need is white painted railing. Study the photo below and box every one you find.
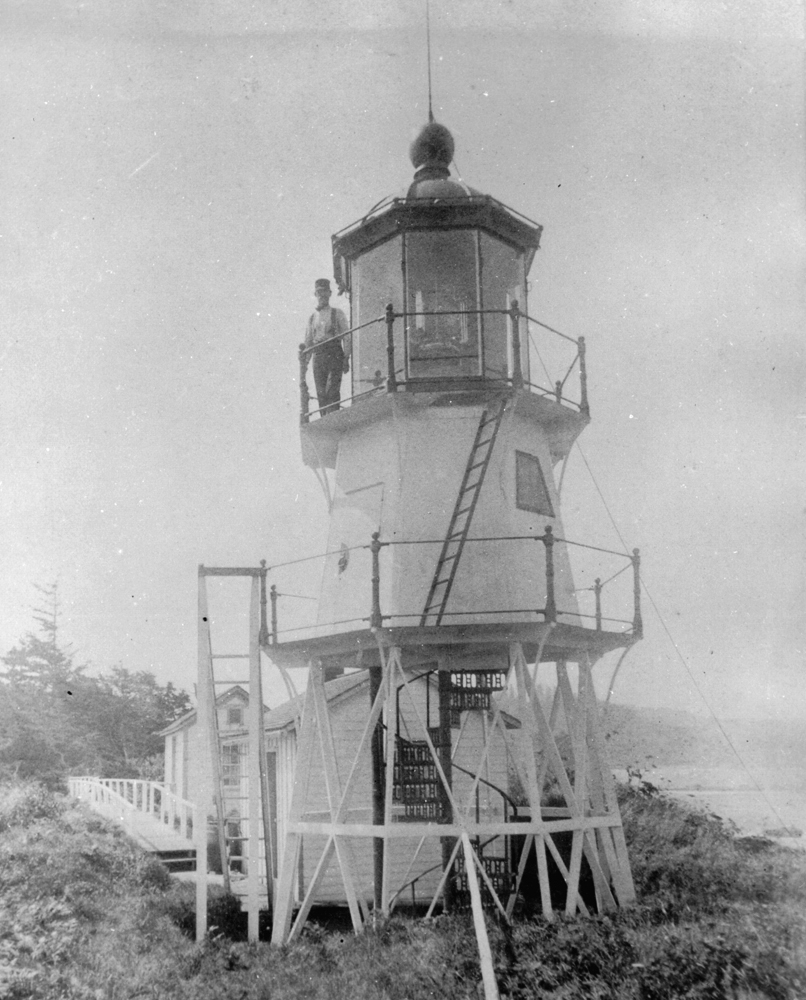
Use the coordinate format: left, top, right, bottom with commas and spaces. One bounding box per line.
68, 776, 196, 843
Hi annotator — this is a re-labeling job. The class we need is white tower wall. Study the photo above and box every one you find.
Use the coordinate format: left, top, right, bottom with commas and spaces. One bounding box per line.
316, 397, 579, 632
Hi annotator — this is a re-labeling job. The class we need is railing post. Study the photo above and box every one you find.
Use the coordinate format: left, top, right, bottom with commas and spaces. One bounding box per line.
270, 584, 278, 644
541, 525, 557, 623
632, 548, 643, 638
385, 304, 397, 392
578, 337, 589, 416
259, 561, 269, 646
555, 380, 562, 404
370, 532, 383, 629
593, 577, 603, 631
299, 343, 310, 424
509, 300, 523, 389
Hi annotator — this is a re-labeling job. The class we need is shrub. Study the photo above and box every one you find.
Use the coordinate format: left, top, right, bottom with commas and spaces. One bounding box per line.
158, 881, 245, 940
0, 781, 63, 832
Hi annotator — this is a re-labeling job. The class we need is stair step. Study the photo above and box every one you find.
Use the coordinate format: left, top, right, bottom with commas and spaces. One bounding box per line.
153, 848, 197, 873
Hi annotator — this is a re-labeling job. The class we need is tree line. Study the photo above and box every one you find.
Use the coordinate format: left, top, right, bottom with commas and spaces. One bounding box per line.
0, 584, 191, 788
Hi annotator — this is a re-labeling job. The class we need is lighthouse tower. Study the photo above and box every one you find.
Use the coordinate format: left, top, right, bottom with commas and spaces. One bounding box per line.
197, 119, 643, 994
273, 119, 640, 944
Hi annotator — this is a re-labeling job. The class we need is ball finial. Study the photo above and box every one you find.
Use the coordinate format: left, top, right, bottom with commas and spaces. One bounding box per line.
409, 121, 455, 171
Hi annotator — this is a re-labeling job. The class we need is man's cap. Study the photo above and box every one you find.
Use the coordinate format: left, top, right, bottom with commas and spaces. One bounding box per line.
314, 278, 331, 292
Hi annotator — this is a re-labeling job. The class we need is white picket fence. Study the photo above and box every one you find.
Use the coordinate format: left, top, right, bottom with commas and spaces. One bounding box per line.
68, 776, 196, 844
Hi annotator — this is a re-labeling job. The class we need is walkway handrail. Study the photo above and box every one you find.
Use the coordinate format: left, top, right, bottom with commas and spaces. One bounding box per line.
68, 776, 197, 843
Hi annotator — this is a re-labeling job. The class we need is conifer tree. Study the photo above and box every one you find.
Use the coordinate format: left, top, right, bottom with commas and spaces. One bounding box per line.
0, 584, 191, 787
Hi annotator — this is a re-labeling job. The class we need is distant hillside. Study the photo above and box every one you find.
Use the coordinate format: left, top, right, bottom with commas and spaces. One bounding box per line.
601, 703, 732, 769
602, 704, 806, 774
494, 691, 806, 775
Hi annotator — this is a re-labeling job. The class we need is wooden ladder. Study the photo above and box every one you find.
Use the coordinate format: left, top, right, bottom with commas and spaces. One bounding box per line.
196, 568, 273, 942
420, 397, 508, 626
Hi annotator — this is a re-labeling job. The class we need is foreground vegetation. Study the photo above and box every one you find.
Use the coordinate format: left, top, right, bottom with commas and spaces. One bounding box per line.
1, 780, 804, 999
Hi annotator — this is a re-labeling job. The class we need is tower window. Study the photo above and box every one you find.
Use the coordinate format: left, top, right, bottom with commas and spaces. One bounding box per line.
515, 451, 554, 516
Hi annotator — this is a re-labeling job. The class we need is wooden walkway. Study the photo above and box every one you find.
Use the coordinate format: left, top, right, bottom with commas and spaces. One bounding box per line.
68, 777, 197, 868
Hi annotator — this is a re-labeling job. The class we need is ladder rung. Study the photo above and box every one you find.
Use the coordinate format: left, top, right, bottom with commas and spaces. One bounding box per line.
420, 403, 503, 624
211, 655, 251, 660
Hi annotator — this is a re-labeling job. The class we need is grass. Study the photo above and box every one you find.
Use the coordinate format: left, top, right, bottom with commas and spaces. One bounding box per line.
1, 779, 805, 998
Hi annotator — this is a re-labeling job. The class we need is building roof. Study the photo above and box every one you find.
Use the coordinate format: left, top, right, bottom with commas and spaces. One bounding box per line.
263, 671, 369, 732
157, 684, 250, 738
159, 670, 521, 738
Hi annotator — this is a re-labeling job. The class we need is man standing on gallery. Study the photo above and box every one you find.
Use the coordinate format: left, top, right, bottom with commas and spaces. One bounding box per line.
305, 278, 350, 415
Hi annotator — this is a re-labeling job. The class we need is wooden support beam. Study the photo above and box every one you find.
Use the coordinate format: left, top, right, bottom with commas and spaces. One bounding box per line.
381, 648, 399, 914
511, 647, 554, 919
580, 656, 636, 905
464, 837, 510, 924
288, 836, 335, 943
438, 667, 456, 911
271, 679, 317, 944
462, 832, 500, 1000
247, 577, 274, 939
425, 837, 462, 919
311, 663, 365, 932
195, 579, 211, 942
369, 662, 384, 911
286, 816, 623, 837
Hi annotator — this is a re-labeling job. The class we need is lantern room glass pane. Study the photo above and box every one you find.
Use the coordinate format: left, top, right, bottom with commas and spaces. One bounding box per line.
479, 233, 528, 384
405, 230, 480, 379
352, 236, 403, 398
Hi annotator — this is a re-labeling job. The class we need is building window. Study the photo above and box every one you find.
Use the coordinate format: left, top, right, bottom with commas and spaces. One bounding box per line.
227, 706, 243, 726
222, 743, 244, 786
515, 451, 554, 516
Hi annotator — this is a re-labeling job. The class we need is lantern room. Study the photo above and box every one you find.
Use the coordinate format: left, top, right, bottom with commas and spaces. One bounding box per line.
331, 122, 543, 394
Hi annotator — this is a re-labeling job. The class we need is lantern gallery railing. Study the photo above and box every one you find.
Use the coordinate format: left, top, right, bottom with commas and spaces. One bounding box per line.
259, 530, 642, 646
298, 304, 588, 423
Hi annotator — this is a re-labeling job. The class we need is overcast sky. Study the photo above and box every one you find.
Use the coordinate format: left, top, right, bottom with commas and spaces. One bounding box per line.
1, 1, 803, 722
